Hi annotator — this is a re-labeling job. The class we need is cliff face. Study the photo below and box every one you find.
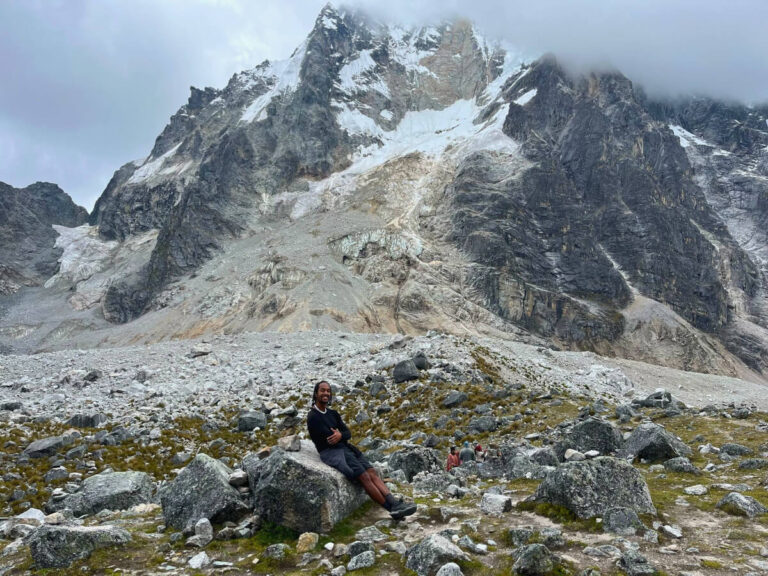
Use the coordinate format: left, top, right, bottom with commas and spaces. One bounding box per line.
3, 6, 768, 379
0, 181, 88, 294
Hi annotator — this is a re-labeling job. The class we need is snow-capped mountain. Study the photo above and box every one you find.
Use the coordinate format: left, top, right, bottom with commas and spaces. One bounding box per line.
2, 4, 768, 381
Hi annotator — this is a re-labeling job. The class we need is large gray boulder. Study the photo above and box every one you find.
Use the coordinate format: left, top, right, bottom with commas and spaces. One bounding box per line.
160, 453, 249, 531
389, 446, 442, 481
393, 359, 420, 383
534, 457, 656, 519
554, 418, 623, 460
512, 543, 557, 576
622, 422, 692, 462
243, 440, 368, 533
28, 525, 131, 568
45, 471, 153, 515
23, 435, 71, 458
716, 492, 768, 518
405, 534, 469, 576
65, 413, 108, 428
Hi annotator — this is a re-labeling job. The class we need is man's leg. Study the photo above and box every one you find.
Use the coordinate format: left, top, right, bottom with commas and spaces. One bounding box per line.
363, 468, 391, 498
357, 471, 387, 505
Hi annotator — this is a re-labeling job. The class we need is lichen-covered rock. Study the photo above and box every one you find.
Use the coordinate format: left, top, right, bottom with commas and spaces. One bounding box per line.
347, 550, 376, 571
243, 440, 367, 533
663, 456, 700, 475
479, 493, 512, 515
65, 413, 108, 428
622, 422, 692, 462
603, 507, 644, 535
511, 543, 557, 576
534, 457, 656, 519
160, 453, 249, 530
389, 446, 442, 482
405, 534, 469, 576
28, 525, 131, 568
554, 418, 623, 460
716, 492, 768, 518
23, 435, 71, 458
45, 471, 153, 516
393, 359, 420, 383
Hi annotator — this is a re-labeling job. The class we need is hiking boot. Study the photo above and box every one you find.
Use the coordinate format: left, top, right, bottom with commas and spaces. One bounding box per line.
389, 500, 417, 520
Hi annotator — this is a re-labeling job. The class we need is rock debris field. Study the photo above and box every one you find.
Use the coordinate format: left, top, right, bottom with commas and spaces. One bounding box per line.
2, 330, 768, 575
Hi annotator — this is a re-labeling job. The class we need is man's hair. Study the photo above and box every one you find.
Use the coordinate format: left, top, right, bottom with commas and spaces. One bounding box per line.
312, 380, 332, 406
450, 446, 456, 453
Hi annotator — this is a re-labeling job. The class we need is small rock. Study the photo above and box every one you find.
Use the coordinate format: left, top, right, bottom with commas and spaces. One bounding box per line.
347, 550, 376, 571
296, 532, 319, 553
479, 493, 512, 516
684, 485, 708, 496
277, 435, 301, 451
436, 562, 464, 576
188, 551, 210, 569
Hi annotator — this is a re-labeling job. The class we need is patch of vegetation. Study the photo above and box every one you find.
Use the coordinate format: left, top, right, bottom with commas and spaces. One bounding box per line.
701, 559, 724, 569
515, 501, 602, 532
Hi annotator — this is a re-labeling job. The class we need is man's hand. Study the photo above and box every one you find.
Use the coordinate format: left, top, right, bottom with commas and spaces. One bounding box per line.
327, 428, 342, 445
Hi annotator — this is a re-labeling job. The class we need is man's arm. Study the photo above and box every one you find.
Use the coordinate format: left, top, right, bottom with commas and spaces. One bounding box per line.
335, 411, 352, 442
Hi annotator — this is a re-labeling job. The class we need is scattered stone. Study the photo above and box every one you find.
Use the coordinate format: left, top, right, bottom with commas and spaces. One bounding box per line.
347, 540, 374, 557
295, 531, 319, 553
263, 543, 290, 559
721, 443, 753, 456
46, 470, 153, 516
160, 453, 249, 531
347, 550, 376, 571
244, 440, 367, 533
512, 543, 557, 576
739, 458, 768, 470
684, 485, 708, 496
389, 446, 442, 481
479, 493, 512, 516
44, 466, 69, 483
618, 549, 656, 575
716, 492, 768, 518
634, 390, 683, 409
405, 534, 469, 576
229, 469, 248, 487
555, 418, 623, 460
0, 401, 22, 411
186, 518, 214, 548
564, 449, 586, 462
443, 391, 468, 408
661, 524, 683, 539
413, 351, 430, 370
27, 525, 131, 569
663, 457, 700, 475
277, 435, 301, 451
393, 360, 420, 383
622, 423, 692, 462
534, 457, 656, 519
603, 507, 643, 536
356, 525, 387, 542
238, 411, 267, 432
65, 413, 107, 428
23, 435, 69, 458
435, 562, 464, 576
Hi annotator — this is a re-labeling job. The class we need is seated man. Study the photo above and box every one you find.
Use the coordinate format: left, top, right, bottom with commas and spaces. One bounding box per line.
307, 381, 416, 520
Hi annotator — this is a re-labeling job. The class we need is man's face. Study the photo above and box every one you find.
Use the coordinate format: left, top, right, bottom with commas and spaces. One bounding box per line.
317, 383, 332, 405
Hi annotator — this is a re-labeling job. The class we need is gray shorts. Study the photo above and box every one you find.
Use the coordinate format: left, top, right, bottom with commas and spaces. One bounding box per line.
319, 444, 372, 480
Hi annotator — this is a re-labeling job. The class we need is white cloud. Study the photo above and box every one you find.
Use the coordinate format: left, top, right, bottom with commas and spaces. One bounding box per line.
0, 0, 766, 212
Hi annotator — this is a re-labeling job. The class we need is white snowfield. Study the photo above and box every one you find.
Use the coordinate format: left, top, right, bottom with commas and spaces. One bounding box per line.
670, 124, 713, 148
44, 225, 118, 288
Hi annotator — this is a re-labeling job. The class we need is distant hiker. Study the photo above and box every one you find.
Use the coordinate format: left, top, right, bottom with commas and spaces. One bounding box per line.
446, 446, 460, 471
307, 380, 416, 520
459, 440, 475, 464
474, 443, 485, 462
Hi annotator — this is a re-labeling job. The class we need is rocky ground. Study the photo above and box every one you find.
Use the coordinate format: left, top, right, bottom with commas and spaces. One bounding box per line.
2, 331, 768, 575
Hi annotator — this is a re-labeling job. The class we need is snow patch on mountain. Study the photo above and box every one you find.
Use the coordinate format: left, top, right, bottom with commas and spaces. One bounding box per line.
514, 88, 538, 106
240, 40, 308, 124
128, 143, 182, 185
44, 225, 118, 288
670, 124, 713, 148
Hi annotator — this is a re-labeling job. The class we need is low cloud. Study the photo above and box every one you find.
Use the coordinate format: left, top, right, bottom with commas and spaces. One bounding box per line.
1, 0, 765, 210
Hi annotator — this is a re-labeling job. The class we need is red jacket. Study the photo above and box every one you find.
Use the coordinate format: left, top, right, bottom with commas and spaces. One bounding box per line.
446, 453, 460, 471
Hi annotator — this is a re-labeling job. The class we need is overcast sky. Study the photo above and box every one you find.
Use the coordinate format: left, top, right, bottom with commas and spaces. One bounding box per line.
1, 0, 766, 211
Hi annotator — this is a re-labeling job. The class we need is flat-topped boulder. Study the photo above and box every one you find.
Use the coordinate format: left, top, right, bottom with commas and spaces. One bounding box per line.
23, 435, 72, 458
28, 525, 131, 568
46, 471, 153, 516
160, 453, 250, 531
243, 440, 368, 533
554, 418, 623, 461
534, 457, 656, 519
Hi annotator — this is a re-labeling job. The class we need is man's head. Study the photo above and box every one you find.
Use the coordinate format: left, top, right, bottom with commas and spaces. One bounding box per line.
450, 446, 456, 454
463, 441, 469, 448
312, 380, 333, 408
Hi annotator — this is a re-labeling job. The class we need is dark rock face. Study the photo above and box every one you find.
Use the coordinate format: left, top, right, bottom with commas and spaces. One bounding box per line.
65, 413, 108, 428
534, 456, 656, 519
45, 471, 153, 516
439, 56, 760, 355
159, 453, 249, 530
28, 525, 131, 569
388, 446, 442, 481
554, 418, 623, 460
243, 440, 368, 533
0, 181, 88, 294
622, 422, 692, 462
23, 435, 71, 458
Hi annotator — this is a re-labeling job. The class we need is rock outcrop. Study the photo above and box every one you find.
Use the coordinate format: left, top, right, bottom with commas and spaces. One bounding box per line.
243, 440, 368, 533
27, 525, 131, 569
160, 453, 249, 530
45, 471, 153, 516
533, 457, 656, 519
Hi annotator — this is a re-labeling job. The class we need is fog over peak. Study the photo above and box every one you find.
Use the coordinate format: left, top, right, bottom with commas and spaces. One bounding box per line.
1, 0, 765, 210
